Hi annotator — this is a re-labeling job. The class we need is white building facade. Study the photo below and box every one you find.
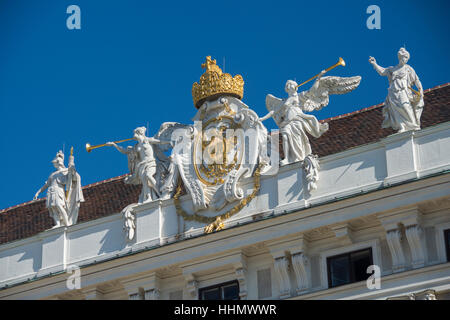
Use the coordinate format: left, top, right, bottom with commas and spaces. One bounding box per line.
0, 74, 449, 300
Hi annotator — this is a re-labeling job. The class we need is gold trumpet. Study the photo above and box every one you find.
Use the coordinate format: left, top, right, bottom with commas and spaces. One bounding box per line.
85, 138, 134, 153
296, 57, 346, 89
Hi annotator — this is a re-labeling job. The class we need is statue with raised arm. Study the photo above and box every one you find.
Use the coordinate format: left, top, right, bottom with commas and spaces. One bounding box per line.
34, 148, 84, 228
102, 123, 191, 241
369, 48, 424, 133
106, 126, 172, 204
261, 72, 361, 165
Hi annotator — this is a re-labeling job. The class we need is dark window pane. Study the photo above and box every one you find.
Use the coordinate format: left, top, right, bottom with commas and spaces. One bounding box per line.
327, 248, 373, 288
351, 249, 372, 282
199, 281, 240, 300
202, 288, 221, 300
329, 255, 350, 287
223, 283, 240, 300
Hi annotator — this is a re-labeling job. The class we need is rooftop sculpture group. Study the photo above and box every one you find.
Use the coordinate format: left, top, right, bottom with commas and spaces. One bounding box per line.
34, 48, 424, 238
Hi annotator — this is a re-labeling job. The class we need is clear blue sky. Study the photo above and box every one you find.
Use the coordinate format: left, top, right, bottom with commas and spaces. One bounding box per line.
0, 0, 449, 209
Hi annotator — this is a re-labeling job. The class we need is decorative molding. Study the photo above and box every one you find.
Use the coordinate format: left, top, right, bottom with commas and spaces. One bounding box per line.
303, 154, 320, 192
331, 223, 354, 245
405, 225, 426, 269
56, 290, 84, 300
185, 274, 198, 299
416, 289, 437, 300
144, 288, 160, 300
386, 293, 415, 300
121, 272, 160, 300
83, 287, 104, 300
273, 256, 291, 299
267, 234, 309, 258
378, 206, 425, 271
233, 254, 248, 300
129, 292, 142, 300
377, 206, 422, 231
234, 266, 248, 300
291, 252, 310, 294
387, 289, 437, 300
385, 229, 406, 273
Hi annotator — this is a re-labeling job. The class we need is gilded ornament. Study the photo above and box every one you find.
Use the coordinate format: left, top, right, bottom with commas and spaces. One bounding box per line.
192, 56, 244, 108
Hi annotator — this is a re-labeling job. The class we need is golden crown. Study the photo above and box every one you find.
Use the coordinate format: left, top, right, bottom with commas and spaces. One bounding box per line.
192, 56, 244, 108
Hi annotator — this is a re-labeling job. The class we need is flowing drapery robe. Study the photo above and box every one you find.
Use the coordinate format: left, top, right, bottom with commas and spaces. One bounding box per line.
277, 102, 328, 163
65, 170, 84, 225
381, 64, 424, 131
45, 168, 84, 225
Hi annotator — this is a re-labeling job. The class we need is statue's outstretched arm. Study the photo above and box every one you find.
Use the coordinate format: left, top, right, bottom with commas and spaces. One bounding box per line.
34, 180, 49, 200
106, 142, 129, 154
259, 110, 274, 122
147, 137, 171, 145
369, 56, 387, 76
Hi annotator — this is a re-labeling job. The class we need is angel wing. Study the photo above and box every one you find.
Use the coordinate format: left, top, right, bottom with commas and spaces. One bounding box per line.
265, 94, 284, 113
301, 76, 361, 112
265, 94, 286, 127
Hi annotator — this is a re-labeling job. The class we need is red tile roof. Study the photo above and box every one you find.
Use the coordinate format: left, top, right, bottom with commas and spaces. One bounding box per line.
1, 83, 449, 245
310, 83, 450, 157
0, 176, 140, 244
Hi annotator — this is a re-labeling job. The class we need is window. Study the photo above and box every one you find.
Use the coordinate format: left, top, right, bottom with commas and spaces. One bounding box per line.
199, 281, 240, 300
327, 248, 373, 288
445, 229, 450, 262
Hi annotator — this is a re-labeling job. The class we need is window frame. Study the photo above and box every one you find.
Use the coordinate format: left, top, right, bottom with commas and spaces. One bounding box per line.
326, 247, 374, 289
319, 239, 381, 289
198, 280, 240, 300
435, 222, 450, 263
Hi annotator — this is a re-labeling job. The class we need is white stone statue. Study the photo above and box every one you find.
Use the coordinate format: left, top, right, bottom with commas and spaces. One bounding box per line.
369, 48, 424, 133
34, 149, 84, 228
108, 124, 192, 241
261, 72, 361, 165
107, 126, 172, 204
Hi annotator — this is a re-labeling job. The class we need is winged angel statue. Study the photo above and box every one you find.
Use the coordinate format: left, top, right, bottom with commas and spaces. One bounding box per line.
261, 71, 361, 166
